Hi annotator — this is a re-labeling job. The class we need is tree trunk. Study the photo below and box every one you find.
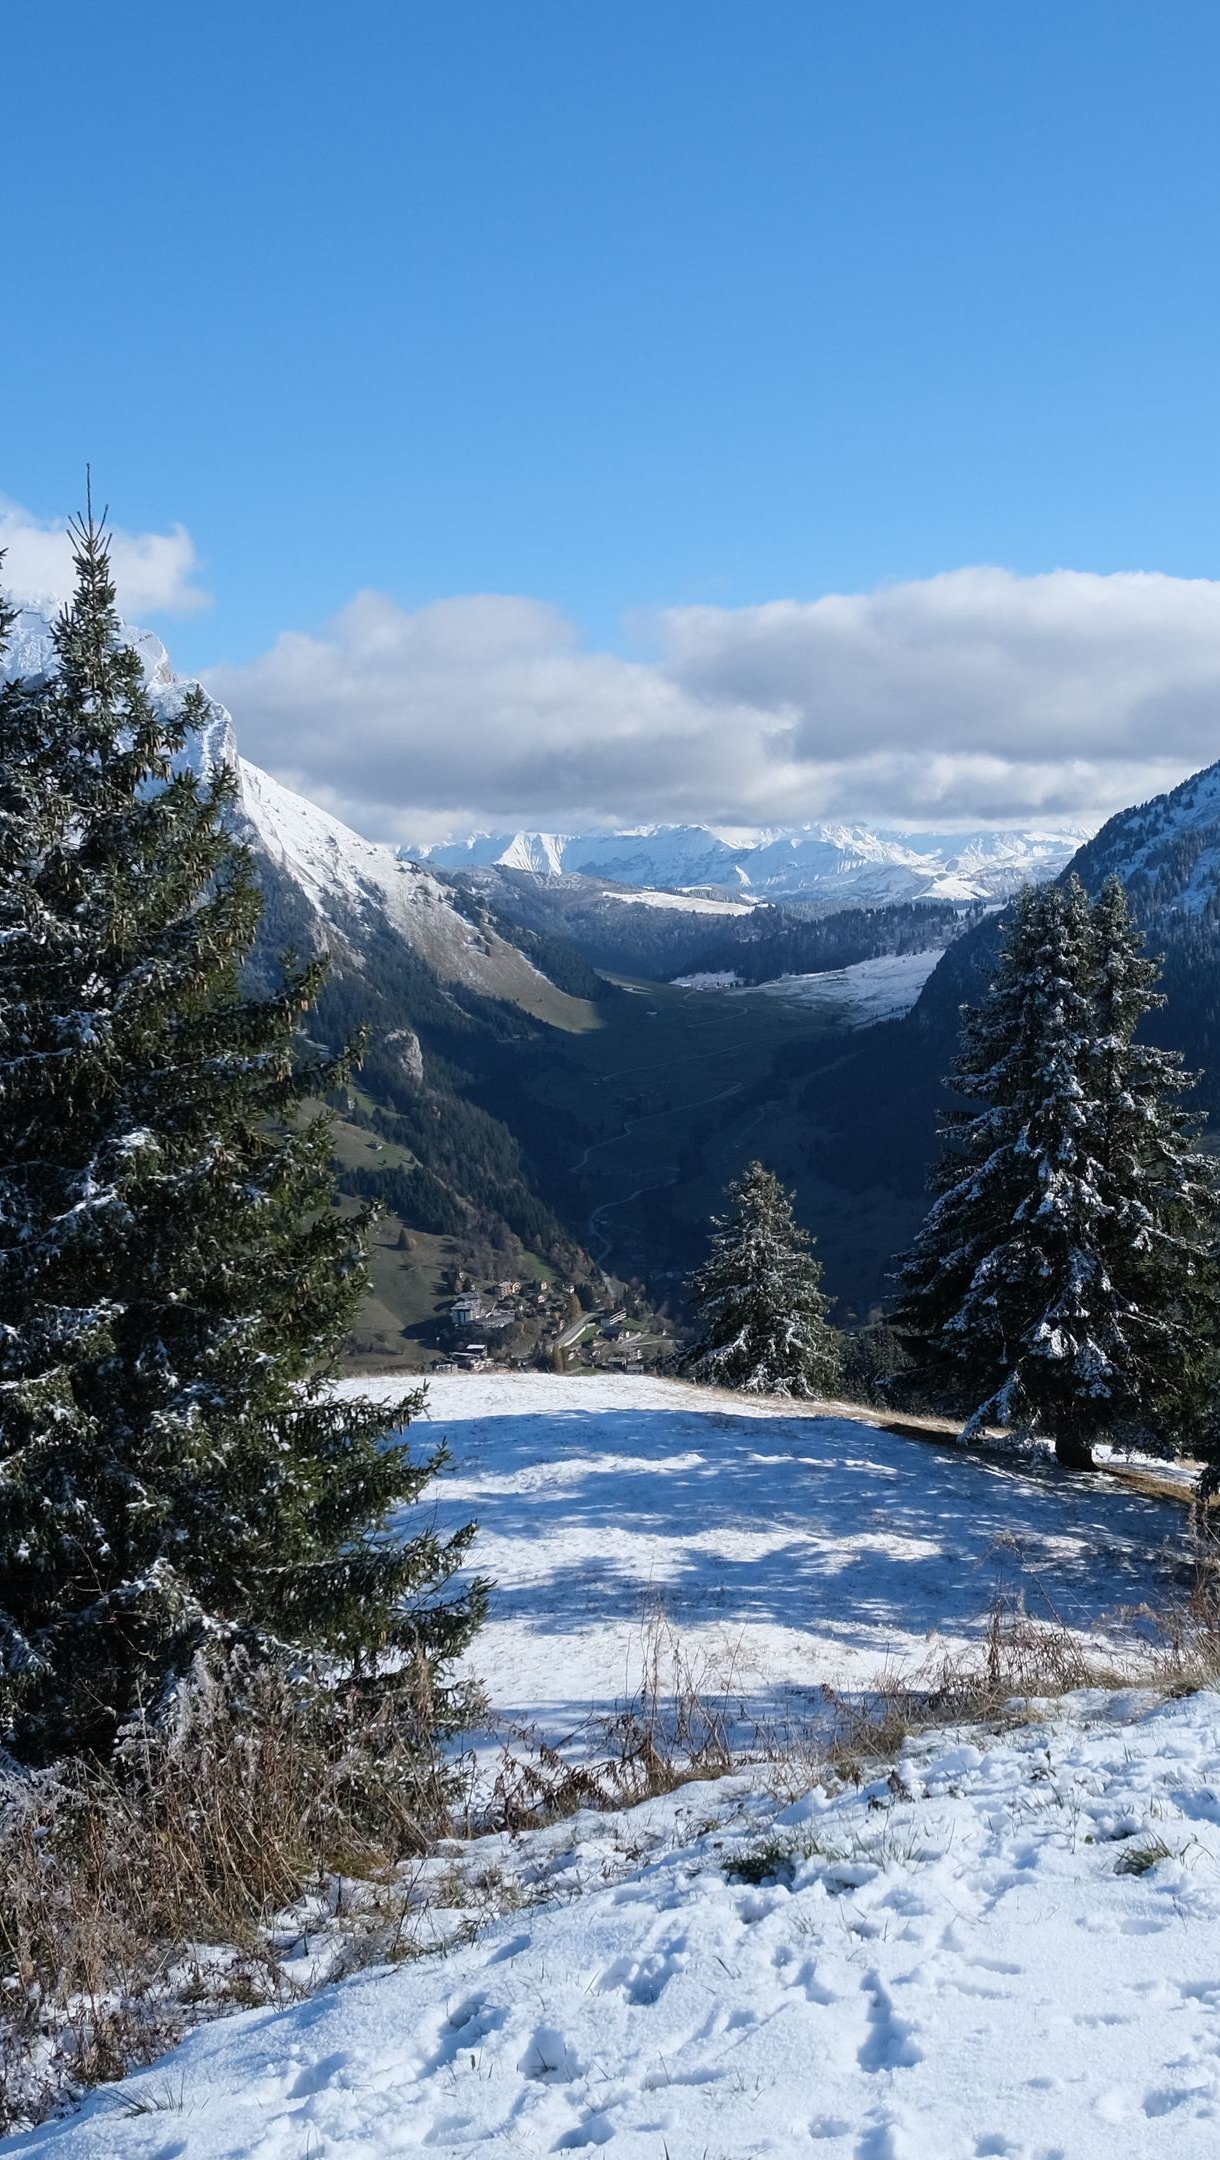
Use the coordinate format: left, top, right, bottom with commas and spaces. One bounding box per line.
1054, 1431, 1096, 1471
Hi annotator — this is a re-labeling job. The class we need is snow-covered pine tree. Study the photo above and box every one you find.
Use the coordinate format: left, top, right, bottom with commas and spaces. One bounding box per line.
682, 1161, 841, 1397
0, 519, 486, 1765
1086, 875, 1220, 1471
893, 875, 1219, 1469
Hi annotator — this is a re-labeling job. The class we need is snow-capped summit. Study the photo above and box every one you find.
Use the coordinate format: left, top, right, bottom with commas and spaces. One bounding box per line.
406, 830, 574, 878
405, 819, 1088, 908
0, 602, 590, 1025
5, 603, 239, 777
403, 824, 746, 891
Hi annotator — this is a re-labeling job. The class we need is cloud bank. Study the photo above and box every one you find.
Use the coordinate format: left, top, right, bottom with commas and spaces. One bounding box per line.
206, 566, 1220, 842
0, 495, 209, 618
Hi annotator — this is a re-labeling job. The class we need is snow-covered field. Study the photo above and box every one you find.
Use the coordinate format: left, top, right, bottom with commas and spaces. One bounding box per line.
749, 950, 944, 1023
380, 1373, 1186, 1725
601, 888, 756, 915
28, 1692, 1220, 2159
13, 1375, 1219, 2160
674, 951, 945, 1026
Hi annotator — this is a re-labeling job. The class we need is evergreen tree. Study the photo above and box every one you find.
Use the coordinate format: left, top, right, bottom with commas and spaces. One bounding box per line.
1088, 875, 1220, 1484
0, 520, 486, 1763
683, 1162, 841, 1397
894, 876, 1218, 1469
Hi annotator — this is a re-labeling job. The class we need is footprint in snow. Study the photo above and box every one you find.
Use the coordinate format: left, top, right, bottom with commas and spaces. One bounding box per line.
856, 1973, 923, 2073
853, 2118, 927, 2159
483, 1929, 532, 1965
596, 1944, 685, 2004
287, 2049, 351, 2098
423, 1994, 507, 2072
784, 1954, 837, 2006
1143, 2085, 1217, 2117
518, 2024, 582, 2083
422, 2112, 476, 2146
553, 2111, 616, 2149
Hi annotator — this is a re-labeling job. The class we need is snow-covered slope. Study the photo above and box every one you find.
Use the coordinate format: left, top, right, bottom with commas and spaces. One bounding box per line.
28, 1688, 1220, 2160
236, 762, 591, 1019
673, 947, 946, 1025
1, 605, 592, 1029
17, 1376, 1214, 2160
1069, 757, 1220, 921
407, 820, 1087, 908
602, 885, 756, 916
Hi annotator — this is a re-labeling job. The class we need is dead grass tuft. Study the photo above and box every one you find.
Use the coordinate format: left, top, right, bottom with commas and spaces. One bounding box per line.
486, 1609, 740, 1832
0, 1657, 459, 2135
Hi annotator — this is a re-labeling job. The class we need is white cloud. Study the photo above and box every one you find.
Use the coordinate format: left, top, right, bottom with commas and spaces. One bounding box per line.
0, 496, 209, 617
205, 566, 1220, 841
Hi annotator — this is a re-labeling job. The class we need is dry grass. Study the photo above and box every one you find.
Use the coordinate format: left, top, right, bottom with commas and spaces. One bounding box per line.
816, 1553, 1220, 1786
819, 1591, 1112, 1784
0, 1621, 744, 2133
485, 1610, 740, 1833
482, 1566, 1220, 1834
0, 1659, 460, 2135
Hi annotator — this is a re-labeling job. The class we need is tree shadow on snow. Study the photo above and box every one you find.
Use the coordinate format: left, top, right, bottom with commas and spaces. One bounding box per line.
408, 1406, 1189, 1658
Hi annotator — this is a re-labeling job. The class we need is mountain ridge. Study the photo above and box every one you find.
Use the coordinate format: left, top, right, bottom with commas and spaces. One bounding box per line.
0, 603, 608, 1309
4, 606, 596, 1036
405, 819, 1089, 908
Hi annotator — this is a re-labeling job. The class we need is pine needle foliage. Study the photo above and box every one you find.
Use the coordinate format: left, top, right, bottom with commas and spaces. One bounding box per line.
0, 523, 486, 1764
683, 1161, 841, 1397
893, 875, 1219, 1469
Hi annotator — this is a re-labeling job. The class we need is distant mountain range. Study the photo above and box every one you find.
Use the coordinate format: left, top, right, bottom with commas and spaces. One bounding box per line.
404, 822, 1089, 909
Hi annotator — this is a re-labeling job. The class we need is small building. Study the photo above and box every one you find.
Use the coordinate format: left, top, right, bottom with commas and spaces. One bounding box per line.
450, 1292, 485, 1325
452, 1342, 490, 1371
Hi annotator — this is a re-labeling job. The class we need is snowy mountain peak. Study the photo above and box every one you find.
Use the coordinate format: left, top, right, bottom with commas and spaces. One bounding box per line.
0, 599, 592, 1029
4, 602, 239, 778
405, 819, 1089, 909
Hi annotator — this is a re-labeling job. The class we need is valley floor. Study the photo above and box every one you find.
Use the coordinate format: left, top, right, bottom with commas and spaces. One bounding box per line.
12, 1377, 1220, 2160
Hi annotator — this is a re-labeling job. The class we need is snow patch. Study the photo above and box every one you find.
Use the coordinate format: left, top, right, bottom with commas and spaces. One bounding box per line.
675, 949, 945, 1024
600, 888, 756, 916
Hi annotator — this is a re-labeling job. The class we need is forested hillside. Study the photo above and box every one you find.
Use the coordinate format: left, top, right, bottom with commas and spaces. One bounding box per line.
452, 865, 971, 984
775, 758, 1220, 1308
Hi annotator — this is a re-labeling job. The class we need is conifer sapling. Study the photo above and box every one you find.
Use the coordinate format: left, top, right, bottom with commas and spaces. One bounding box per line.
683, 1162, 841, 1397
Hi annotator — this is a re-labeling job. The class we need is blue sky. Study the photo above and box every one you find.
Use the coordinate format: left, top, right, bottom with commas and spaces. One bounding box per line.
5, 2, 1220, 836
